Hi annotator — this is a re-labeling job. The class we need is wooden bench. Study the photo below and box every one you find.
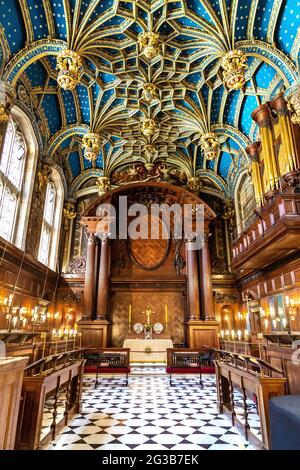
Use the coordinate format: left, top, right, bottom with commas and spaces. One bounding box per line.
166, 348, 214, 386
214, 349, 287, 449
84, 348, 130, 386
15, 349, 85, 450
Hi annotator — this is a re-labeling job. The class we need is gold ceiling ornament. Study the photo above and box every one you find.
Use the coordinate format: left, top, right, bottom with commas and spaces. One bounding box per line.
143, 144, 159, 170
0, 82, 16, 123
96, 176, 111, 196
287, 84, 300, 125
82, 132, 101, 161
63, 201, 77, 231
221, 49, 248, 91
138, 32, 162, 60
186, 176, 202, 194
141, 117, 158, 138
200, 132, 220, 160
56, 49, 83, 90
142, 83, 159, 103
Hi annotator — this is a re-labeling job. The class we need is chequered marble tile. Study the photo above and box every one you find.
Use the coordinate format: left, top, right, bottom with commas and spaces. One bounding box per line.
47, 369, 260, 450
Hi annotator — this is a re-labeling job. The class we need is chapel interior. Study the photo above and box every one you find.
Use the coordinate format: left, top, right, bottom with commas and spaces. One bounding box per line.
1, 0, 300, 453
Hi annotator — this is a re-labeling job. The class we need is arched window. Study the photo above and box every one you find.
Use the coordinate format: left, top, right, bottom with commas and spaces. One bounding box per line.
235, 172, 256, 235
0, 108, 38, 249
38, 182, 56, 267
38, 168, 64, 270
0, 118, 26, 241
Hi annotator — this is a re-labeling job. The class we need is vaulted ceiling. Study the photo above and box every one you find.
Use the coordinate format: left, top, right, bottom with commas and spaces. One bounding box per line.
0, 0, 299, 198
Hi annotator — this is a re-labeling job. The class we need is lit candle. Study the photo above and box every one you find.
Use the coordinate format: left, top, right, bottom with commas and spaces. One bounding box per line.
231, 330, 235, 340
52, 329, 56, 339
225, 330, 229, 338
282, 318, 287, 329
237, 330, 242, 341
244, 330, 249, 340
264, 318, 269, 331
128, 305, 132, 326
22, 318, 27, 329
12, 316, 18, 329
272, 319, 277, 330
220, 330, 225, 339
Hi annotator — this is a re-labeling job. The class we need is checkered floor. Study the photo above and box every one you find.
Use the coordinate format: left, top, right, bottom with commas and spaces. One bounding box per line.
47, 368, 259, 450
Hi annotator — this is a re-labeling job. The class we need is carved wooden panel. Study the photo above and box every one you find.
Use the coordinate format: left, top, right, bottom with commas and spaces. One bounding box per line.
110, 291, 186, 347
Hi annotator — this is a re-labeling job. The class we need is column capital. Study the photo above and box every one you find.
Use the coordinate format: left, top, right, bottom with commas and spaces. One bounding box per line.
87, 232, 97, 244
251, 103, 272, 128
98, 232, 110, 243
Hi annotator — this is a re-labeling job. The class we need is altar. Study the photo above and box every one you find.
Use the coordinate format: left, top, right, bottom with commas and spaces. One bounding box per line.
123, 338, 173, 363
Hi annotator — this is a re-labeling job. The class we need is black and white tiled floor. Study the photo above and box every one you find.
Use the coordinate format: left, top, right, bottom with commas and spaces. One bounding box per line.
48, 368, 258, 450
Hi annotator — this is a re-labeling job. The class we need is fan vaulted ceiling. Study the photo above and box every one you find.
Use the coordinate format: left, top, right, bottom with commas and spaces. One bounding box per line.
0, 0, 299, 198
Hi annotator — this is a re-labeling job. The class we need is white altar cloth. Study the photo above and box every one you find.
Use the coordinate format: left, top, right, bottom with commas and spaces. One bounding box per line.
123, 338, 173, 363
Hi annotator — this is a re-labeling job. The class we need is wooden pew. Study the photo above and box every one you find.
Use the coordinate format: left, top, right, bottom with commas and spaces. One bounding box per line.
166, 348, 214, 386
214, 349, 287, 449
84, 348, 130, 386
15, 349, 85, 450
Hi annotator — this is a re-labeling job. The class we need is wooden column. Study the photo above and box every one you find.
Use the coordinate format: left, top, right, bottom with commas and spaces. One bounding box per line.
186, 237, 201, 320
96, 234, 110, 320
83, 233, 96, 319
202, 234, 215, 320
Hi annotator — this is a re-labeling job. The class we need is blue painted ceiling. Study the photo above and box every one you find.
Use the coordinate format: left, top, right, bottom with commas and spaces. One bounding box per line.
0, 0, 299, 196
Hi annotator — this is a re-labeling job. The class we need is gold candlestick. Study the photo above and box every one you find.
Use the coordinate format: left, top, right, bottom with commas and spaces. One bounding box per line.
128, 304, 132, 332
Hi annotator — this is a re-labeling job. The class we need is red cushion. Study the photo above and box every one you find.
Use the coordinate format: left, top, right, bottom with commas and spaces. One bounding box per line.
166, 367, 215, 374
84, 366, 130, 374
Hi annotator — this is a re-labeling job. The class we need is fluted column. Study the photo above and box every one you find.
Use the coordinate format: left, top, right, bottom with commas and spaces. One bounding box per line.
272, 93, 298, 175
96, 234, 110, 320
252, 104, 280, 194
83, 233, 97, 319
201, 234, 214, 320
246, 142, 264, 207
186, 236, 201, 320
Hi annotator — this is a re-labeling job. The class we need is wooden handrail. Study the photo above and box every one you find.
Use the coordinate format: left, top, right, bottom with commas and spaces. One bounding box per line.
214, 349, 284, 376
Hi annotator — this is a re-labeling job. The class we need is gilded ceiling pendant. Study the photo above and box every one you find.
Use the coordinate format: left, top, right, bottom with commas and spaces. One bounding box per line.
138, 32, 162, 60
187, 176, 202, 194
0, 82, 16, 122
96, 176, 111, 196
200, 132, 220, 160
82, 132, 101, 161
142, 83, 158, 103
57, 50, 83, 90
143, 144, 159, 170
221, 50, 248, 91
141, 117, 158, 138
287, 85, 300, 125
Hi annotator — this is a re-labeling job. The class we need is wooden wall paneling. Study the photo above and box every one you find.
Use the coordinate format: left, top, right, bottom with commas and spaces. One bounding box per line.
110, 290, 187, 347
0, 357, 28, 450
